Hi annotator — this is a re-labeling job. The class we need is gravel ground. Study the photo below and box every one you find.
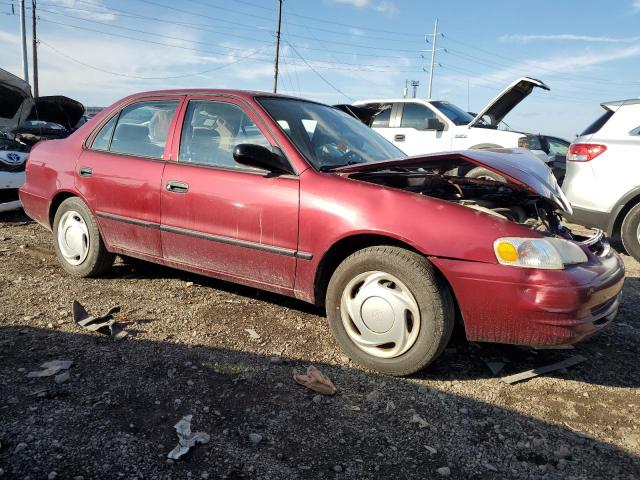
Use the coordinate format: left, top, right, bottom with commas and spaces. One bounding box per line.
1, 210, 639, 479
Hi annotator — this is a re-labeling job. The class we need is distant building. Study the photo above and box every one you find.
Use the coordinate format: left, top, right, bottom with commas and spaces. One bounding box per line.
84, 106, 104, 117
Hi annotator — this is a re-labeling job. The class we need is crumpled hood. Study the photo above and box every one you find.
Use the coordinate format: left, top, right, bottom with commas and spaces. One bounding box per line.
335, 148, 572, 215
0, 68, 34, 132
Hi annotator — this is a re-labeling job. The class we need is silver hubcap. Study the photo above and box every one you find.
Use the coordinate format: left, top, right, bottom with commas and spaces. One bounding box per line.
340, 271, 421, 359
57, 210, 90, 266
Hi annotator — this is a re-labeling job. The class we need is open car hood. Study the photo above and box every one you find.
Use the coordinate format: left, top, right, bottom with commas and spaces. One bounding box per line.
27, 96, 85, 130
0, 68, 34, 132
333, 104, 385, 126
468, 77, 550, 128
335, 148, 572, 214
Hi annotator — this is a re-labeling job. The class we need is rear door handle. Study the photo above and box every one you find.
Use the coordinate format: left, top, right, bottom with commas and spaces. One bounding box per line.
79, 167, 93, 177
166, 181, 189, 193
394, 134, 405, 142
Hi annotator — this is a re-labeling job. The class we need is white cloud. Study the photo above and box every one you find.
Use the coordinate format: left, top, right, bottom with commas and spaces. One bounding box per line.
0, 31, 20, 45
447, 45, 640, 90
333, 0, 398, 15
499, 34, 640, 44
375, 1, 398, 15
334, 0, 370, 7
633, 0, 640, 11
46, 0, 116, 21
349, 28, 366, 37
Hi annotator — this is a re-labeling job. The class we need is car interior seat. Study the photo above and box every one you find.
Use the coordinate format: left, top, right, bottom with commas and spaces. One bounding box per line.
111, 123, 164, 158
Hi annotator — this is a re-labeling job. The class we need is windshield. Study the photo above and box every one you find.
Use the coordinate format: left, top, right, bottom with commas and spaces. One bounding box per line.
430, 101, 474, 126
258, 97, 405, 170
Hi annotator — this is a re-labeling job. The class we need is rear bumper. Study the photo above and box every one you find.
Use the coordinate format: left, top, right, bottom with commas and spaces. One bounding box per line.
566, 206, 612, 233
18, 189, 50, 228
431, 248, 625, 346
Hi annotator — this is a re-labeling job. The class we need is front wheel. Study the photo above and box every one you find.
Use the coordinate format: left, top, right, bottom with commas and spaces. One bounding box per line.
325, 246, 454, 376
621, 203, 640, 262
52, 197, 114, 277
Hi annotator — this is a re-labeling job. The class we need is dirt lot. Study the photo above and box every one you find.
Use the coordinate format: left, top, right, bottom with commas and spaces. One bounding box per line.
1, 210, 639, 479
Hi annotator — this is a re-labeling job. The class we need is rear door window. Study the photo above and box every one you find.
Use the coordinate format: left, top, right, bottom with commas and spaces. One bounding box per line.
371, 107, 391, 128
107, 100, 178, 159
400, 103, 436, 129
580, 110, 614, 136
91, 115, 118, 152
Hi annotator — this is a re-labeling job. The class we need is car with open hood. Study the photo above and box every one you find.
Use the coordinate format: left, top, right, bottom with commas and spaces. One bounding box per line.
0, 68, 84, 212
341, 77, 552, 178
20, 90, 624, 375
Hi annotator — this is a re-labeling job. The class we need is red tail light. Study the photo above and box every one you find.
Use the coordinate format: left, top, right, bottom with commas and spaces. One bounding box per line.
567, 143, 607, 162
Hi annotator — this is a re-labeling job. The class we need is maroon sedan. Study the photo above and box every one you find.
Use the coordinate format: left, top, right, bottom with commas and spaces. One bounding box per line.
20, 90, 624, 375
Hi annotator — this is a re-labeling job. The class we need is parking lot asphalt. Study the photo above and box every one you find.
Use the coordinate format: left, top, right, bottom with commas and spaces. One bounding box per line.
1, 210, 639, 479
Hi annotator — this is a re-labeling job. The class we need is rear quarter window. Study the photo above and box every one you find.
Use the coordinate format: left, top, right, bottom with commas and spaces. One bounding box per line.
580, 110, 614, 136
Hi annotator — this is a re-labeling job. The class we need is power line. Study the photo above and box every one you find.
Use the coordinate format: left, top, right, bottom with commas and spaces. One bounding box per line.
285, 41, 354, 102
38, 38, 267, 80
36, 15, 421, 74
29, 3, 420, 61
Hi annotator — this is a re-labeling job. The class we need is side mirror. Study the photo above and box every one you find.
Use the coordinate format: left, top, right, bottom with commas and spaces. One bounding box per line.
233, 144, 294, 175
425, 118, 445, 131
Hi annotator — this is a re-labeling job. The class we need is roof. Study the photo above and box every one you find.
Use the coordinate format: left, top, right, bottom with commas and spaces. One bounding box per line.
355, 98, 440, 105
117, 89, 305, 103
601, 98, 640, 107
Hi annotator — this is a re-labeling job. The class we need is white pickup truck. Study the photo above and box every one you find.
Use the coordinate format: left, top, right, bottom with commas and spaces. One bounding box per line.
338, 77, 552, 179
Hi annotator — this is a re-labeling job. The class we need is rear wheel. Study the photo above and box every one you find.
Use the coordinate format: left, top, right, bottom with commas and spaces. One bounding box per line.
621, 203, 640, 262
53, 197, 114, 277
325, 246, 454, 376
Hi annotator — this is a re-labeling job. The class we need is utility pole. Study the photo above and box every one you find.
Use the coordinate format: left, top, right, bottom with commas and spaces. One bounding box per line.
273, 0, 282, 93
32, 0, 38, 97
420, 19, 445, 99
19, 0, 29, 83
403, 79, 408, 98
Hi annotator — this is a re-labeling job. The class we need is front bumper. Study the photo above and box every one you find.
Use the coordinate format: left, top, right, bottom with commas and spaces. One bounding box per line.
431, 243, 625, 346
0, 171, 25, 213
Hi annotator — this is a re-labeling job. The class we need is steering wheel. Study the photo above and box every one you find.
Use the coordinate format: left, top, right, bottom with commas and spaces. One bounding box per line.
340, 149, 364, 165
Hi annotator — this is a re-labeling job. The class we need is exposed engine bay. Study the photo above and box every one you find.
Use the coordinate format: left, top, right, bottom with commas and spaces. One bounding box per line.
347, 164, 574, 240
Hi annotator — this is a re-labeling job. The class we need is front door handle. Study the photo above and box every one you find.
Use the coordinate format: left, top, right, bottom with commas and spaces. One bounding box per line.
166, 181, 189, 193
394, 134, 405, 142
79, 166, 93, 177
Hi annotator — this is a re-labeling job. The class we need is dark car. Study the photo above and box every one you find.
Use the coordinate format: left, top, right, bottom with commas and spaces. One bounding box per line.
20, 90, 624, 375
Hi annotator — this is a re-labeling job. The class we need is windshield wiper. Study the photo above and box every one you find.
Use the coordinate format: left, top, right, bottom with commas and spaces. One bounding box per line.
318, 160, 364, 172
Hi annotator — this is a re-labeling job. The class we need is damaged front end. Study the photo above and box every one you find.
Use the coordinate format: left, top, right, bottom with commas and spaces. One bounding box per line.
337, 148, 577, 240
337, 149, 622, 346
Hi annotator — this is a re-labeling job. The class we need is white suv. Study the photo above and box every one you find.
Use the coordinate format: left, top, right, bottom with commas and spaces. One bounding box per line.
353, 77, 550, 166
563, 98, 640, 260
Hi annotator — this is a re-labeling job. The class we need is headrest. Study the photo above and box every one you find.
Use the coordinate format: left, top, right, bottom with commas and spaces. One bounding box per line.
114, 123, 149, 142
192, 127, 220, 141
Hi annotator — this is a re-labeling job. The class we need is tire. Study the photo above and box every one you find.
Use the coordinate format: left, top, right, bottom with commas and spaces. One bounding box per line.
465, 166, 506, 182
325, 246, 455, 376
52, 197, 114, 277
621, 203, 640, 262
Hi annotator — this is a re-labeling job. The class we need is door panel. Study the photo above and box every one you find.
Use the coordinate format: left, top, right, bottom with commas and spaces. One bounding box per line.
161, 165, 299, 287
75, 97, 182, 257
392, 103, 449, 155
160, 97, 299, 288
76, 150, 165, 256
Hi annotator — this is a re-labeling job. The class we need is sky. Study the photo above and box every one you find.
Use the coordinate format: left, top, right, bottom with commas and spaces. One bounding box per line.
1, 0, 639, 139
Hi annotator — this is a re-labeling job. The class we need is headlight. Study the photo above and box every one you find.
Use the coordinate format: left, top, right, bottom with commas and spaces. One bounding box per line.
493, 237, 588, 269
